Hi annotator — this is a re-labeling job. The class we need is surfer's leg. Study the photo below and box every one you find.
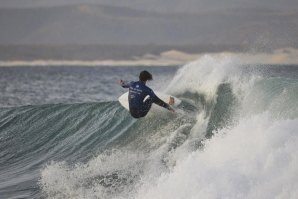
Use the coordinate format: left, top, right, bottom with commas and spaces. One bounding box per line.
139, 97, 154, 117
129, 98, 153, 118
144, 97, 153, 109
129, 108, 142, 118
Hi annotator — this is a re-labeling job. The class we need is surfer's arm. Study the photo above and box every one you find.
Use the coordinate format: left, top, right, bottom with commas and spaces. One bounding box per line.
147, 89, 175, 112
118, 80, 131, 88
153, 95, 175, 112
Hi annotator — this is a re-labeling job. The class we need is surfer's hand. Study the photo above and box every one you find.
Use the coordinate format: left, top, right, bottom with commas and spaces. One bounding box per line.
169, 96, 175, 105
118, 80, 124, 85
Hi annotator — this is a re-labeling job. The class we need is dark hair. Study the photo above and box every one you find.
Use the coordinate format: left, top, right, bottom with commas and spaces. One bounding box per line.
139, 70, 152, 81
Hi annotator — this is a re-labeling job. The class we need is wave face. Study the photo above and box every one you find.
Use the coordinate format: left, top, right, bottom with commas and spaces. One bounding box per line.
0, 57, 298, 199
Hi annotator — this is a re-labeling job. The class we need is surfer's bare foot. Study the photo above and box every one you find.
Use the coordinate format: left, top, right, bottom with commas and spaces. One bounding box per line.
169, 96, 175, 105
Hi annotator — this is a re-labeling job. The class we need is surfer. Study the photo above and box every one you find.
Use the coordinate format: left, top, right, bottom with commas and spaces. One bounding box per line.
118, 70, 175, 118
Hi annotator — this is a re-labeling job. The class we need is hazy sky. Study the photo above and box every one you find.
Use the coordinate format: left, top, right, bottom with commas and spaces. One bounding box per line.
0, 0, 297, 46
1, 0, 298, 12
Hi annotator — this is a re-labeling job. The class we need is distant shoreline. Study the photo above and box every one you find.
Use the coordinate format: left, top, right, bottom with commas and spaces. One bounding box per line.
0, 44, 250, 61
1, 48, 298, 67
0, 48, 298, 67
0, 60, 183, 67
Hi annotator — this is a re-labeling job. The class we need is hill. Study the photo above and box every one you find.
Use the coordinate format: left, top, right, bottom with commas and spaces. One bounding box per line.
0, 4, 297, 48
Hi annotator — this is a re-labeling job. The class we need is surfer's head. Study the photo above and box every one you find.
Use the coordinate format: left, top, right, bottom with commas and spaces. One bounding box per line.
139, 70, 153, 82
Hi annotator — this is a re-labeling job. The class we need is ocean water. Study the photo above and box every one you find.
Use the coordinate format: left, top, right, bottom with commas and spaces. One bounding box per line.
0, 54, 298, 199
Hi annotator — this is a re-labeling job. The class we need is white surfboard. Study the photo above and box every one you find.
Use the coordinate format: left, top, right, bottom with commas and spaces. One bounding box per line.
118, 91, 181, 113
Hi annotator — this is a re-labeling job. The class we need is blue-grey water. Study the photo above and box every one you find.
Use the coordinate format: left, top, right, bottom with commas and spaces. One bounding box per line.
0, 66, 177, 107
0, 56, 298, 199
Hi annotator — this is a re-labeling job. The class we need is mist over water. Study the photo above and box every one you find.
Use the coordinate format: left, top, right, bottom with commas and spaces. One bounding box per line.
0, 54, 298, 198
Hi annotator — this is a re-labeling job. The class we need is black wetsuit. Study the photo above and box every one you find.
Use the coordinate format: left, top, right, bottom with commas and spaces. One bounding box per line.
121, 81, 170, 118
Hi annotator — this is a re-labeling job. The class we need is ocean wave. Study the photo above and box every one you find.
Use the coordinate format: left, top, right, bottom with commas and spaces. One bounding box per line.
1, 53, 298, 198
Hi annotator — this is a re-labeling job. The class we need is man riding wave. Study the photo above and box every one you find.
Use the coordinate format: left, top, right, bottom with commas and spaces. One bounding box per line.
118, 70, 174, 118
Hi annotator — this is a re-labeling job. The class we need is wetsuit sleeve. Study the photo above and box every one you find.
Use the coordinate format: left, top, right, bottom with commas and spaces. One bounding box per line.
150, 90, 170, 109
154, 96, 170, 109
